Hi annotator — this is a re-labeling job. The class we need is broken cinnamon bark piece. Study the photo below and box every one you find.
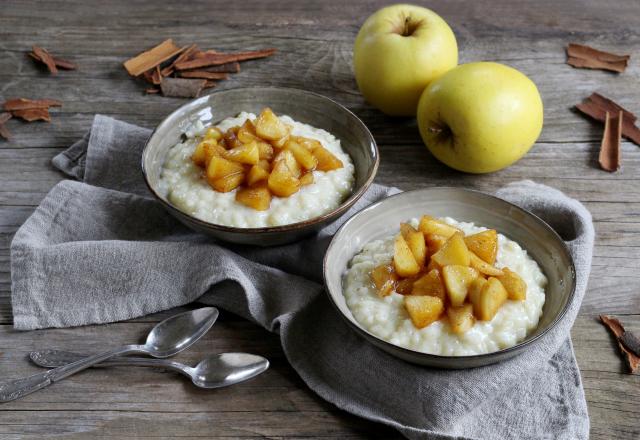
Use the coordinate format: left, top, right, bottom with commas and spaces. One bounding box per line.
174, 48, 276, 70
3, 98, 62, 111
31, 46, 58, 74
0, 112, 11, 140
600, 315, 640, 374
599, 111, 622, 172
29, 47, 77, 71
566, 43, 630, 73
575, 94, 640, 147
160, 77, 207, 98
203, 81, 217, 89
179, 71, 229, 80
123, 39, 186, 77
145, 87, 160, 94
12, 108, 51, 122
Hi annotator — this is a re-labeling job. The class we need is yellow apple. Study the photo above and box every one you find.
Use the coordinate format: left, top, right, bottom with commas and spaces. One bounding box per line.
353, 4, 458, 116
416, 62, 543, 173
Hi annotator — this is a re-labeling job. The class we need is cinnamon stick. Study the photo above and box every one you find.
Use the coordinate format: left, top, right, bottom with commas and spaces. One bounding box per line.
600, 315, 640, 373
598, 111, 622, 172
575, 94, 640, 146
29, 47, 77, 71
31, 46, 58, 74
567, 43, 630, 73
3, 98, 62, 111
0, 112, 11, 140
160, 77, 207, 98
179, 71, 229, 80
12, 108, 51, 122
200, 62, 240, 73
123, 39, 185, 77
174, 48, 276, 70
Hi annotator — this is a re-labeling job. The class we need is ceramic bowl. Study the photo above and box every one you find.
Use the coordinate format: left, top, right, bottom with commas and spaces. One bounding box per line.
323, 187, 576, 369
142, 87, 378, 246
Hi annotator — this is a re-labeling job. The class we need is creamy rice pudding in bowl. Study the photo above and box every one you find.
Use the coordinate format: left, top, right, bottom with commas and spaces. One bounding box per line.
323, 188, 576, 368
142, 87, 378, 245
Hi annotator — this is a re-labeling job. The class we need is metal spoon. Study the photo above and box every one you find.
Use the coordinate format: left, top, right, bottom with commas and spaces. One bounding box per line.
29, 350, 269, 389
0, 307, 219, 402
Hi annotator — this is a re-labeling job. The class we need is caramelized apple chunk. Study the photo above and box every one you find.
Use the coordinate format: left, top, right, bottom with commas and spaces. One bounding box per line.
411, 269, 446, 301
285, 139, 318, 170
247, 164, 270, 186
371, 264, 398, 297
204, 126, 223, 141
268, 160, 301, 197
418, 216, 461, 238
273, 149, 302, 178
393, 234, 421, 277
464, 229, 498, 264
223, 141, 260, 165
469, 251, 504, 277
211, 172, 245, 193
497, 268, 527, 300
206, 156, 245, 184
447, 304, 475, 334
474, 277, 508, 321
235, 182, 272, 211
404, 295, 444, 329
255, 107, 289, 141
431, 232, 470, 267
313, 146, 344, 171
299, 172, 314, 186
442, 265, 479, 307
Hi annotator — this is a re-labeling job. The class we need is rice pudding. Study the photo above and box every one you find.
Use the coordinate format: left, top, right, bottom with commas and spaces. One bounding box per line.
158, 110, 355, 228
342, 216, 547, 356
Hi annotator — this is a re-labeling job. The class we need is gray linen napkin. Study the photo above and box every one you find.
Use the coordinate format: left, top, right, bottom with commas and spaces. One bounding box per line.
11, 115, 593, 439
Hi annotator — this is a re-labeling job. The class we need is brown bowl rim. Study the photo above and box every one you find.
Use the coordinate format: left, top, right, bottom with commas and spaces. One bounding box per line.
141, 86, 379, 234
323, 187, 577, 366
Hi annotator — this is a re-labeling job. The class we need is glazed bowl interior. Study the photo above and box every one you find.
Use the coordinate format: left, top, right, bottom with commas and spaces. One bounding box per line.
142, 87, 378, 244
324, 188, 576, 368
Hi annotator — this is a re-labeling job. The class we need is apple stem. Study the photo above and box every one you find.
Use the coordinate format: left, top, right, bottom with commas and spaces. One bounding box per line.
403, 16, 411, 36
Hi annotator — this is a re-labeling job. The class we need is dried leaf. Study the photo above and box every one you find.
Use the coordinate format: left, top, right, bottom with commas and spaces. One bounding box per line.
599, 111, 622, 172
174, 48, 276, 70
160, 77, 206, 98
3, 98, 62, 111
123, 39, 185, 77
31, 46, 58, 74
0, 112, 11, 124
575, 94, 640, 146
567, 44, 630, 73
600, 315, 640, 374
179, 70, 229, 80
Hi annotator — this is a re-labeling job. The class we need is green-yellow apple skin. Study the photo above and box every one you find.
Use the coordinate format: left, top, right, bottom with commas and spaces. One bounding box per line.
353, 4, 458, 116
417, 62, 543, 173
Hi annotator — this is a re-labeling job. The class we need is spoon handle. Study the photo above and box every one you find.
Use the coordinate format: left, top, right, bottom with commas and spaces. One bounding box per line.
0, 345, 144, 403
31, 350, 182, 369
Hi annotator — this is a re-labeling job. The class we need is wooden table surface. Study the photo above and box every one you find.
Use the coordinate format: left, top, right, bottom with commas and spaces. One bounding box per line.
1, 0, 639, 438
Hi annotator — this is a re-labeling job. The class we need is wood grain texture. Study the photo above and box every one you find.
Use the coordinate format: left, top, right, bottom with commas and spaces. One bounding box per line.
1, 0, 639, 438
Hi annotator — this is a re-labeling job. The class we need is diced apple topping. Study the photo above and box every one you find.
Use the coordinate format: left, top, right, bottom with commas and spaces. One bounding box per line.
255, 107, 289, 141
474, 277, 508, 321
393, 234, 421, 277
411, 269, 446, 301
418, 215, 461, 238
369, 216, 529, 333
469, 251, 504, 277
463, 229, 498, 264
442, 265, 479, 307
497, 268, 527, 300
190, 108, 344, 210
431, 232, 470, 267
268, 160, 301, 197
313, 146, 344, 171
404, 295, 444, 329
447, 304, 475, 334
235, 182, 271, 211
371, 264, 398, 297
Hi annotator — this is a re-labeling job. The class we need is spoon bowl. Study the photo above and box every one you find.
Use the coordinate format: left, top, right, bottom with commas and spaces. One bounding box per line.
144, 307, 219, 358
190, 353, 269, 388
